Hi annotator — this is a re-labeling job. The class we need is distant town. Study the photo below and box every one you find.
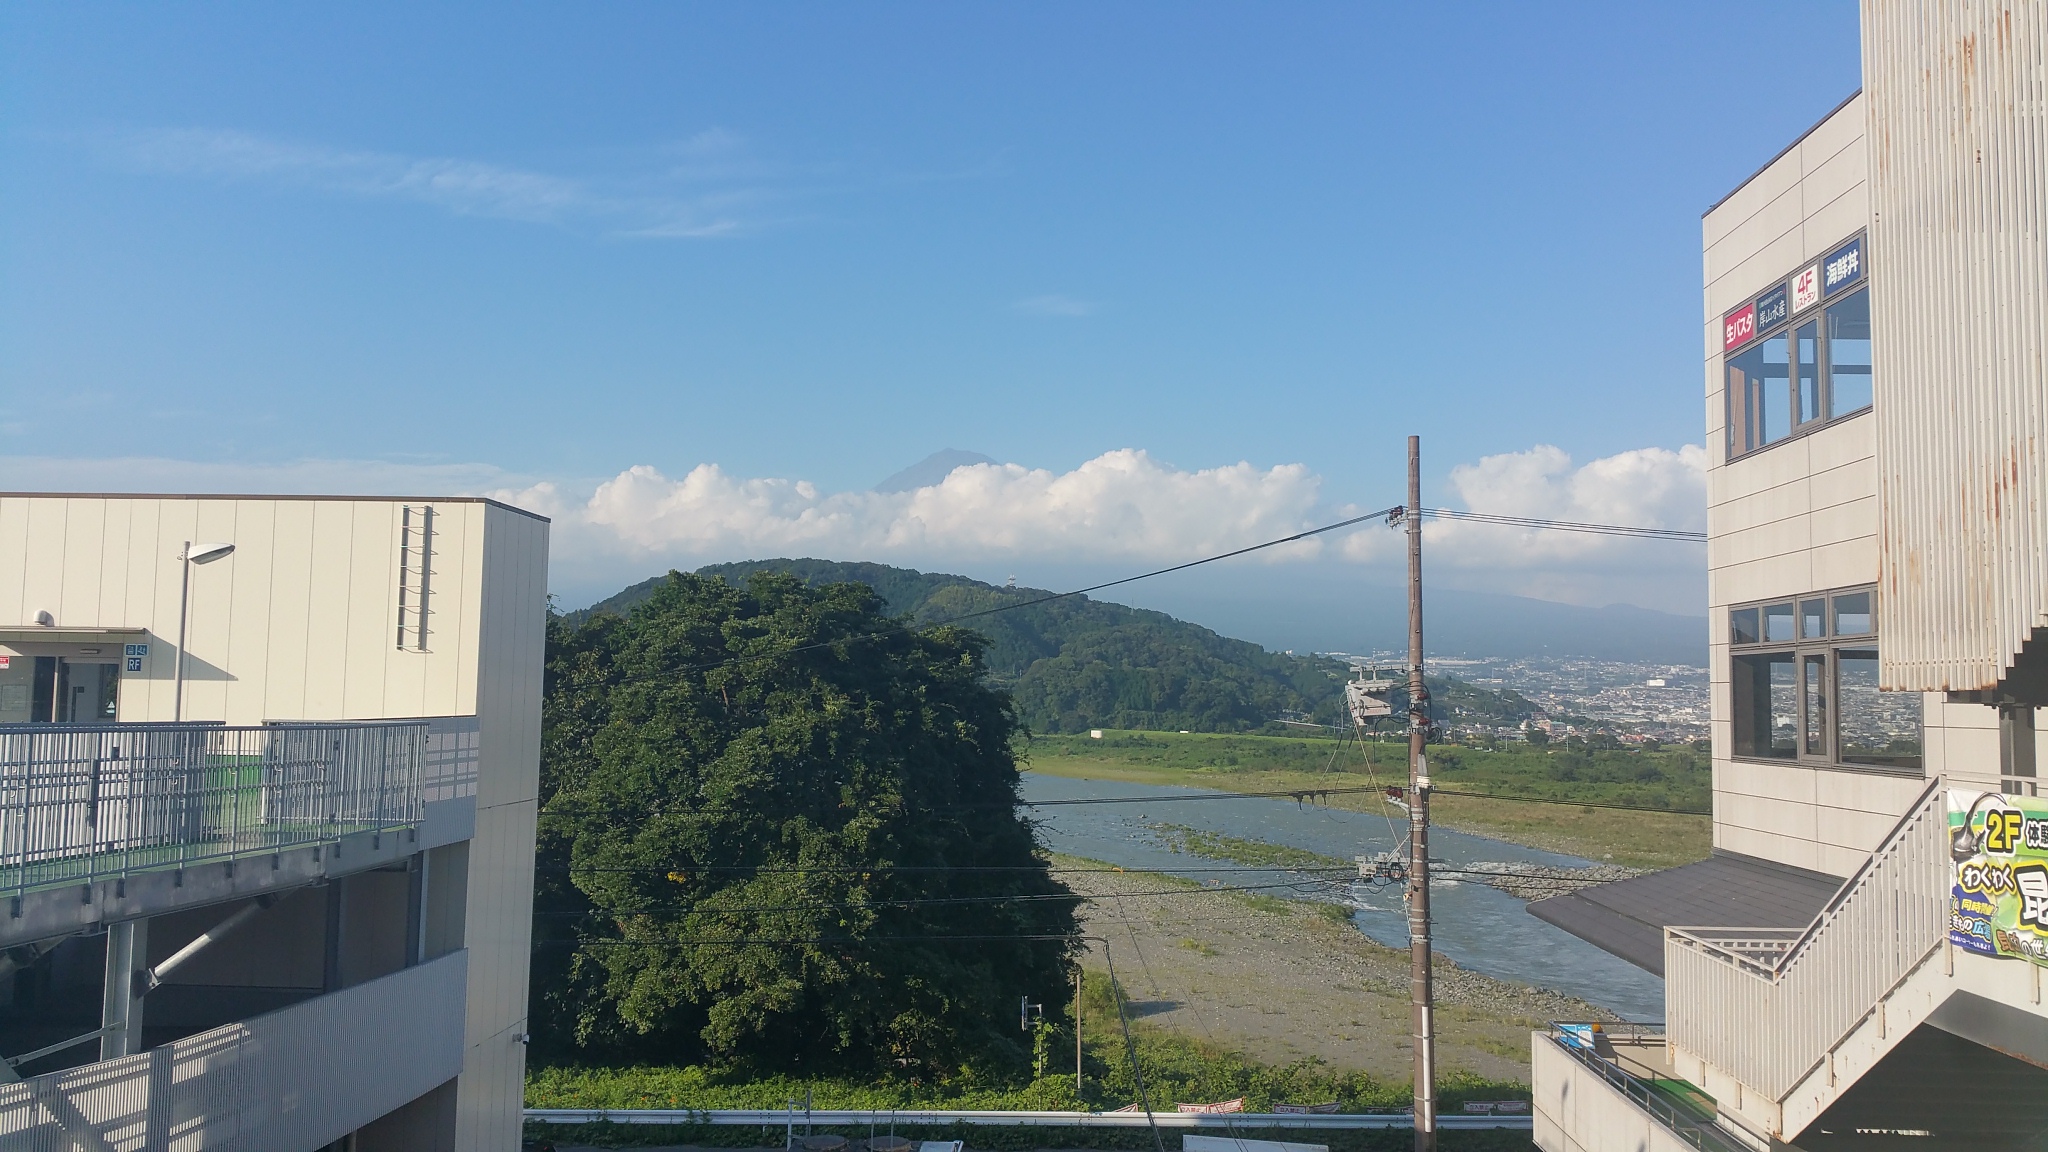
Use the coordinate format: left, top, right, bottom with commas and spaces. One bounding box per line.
1328, 652, 1710, 746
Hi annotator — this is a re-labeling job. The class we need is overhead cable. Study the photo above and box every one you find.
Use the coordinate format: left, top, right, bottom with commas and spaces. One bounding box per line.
1418, 508, 1705, 542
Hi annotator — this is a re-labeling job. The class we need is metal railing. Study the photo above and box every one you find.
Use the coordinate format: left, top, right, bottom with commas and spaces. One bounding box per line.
0, 721, 424, 904
1665, 777, 1949, 1102
1544, 1026, 1758, 1152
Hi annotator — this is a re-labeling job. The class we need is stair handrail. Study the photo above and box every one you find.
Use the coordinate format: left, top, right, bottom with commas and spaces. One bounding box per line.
1664, 776, 1951, 1101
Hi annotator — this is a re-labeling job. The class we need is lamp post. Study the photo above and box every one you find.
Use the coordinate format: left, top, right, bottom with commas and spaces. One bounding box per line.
173, 541, 235, 721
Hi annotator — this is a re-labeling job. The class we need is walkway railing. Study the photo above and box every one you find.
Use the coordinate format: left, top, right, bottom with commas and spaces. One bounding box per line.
1665, 777, 1950, 1101
0, 721, 424, 906
1544, 1024, 1758, 1152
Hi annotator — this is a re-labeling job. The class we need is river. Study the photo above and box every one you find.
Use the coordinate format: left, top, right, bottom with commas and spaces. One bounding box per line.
1021, 771, 1666, 1022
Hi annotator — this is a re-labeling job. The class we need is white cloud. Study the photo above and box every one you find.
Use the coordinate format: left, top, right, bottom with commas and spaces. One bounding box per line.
552, 450, 1323, 564
1012, 294, 1096, 317
0, 443, 1707, 612
1349, 444, 1708, 608
105, 127, 768, 238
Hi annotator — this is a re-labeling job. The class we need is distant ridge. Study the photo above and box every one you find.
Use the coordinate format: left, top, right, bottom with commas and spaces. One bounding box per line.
568, 559, 1538, 735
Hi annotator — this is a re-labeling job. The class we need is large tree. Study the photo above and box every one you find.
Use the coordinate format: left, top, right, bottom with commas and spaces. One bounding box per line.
532, 571, 1080, 1076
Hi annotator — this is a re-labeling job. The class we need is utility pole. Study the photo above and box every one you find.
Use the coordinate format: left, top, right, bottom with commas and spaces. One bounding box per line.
1405, 435, 1436, 1151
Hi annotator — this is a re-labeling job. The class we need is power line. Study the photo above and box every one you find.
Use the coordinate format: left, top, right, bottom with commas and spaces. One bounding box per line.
548, 864, 1355, 874
541, 782, 1707, 819
556, 505, 1402, 685
1419, 508, 1706, 542
534, 877, 1350, 916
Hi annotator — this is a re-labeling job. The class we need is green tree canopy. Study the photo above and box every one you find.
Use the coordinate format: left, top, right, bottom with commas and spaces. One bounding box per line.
533, 571, 1080, 1077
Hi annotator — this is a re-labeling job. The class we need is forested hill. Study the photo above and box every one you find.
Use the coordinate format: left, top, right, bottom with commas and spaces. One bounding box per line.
573, 559, 1536, 735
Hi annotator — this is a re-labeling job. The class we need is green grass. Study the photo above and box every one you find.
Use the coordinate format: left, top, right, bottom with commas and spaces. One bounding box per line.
1139, 823, 1349, 871
1026, 730, 1711, 869
526, 971, 1529, 1121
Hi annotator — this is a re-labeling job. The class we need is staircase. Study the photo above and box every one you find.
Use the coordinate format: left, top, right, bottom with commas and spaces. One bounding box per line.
1663, 778, 1952, 1142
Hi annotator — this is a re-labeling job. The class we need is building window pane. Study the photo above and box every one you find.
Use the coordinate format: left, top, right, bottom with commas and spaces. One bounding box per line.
1833, 591, 1872, 636
1800, 598, 1827, 639
1733, 652, 1798, 759
1803, 653, 1828, 756
1796, 320, 1823, 425
1837, 648, 1921, 769
1730, 606, 1761, 645
1760, 332, 1792, 444
1727, 343, 1767, 456
1764, 602, 1796, 642
1827, 289, 1872, 416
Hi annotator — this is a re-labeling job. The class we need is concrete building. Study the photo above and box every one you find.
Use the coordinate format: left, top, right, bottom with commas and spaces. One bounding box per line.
0, 494, 548, 1150
1531, 2, 2048, 1149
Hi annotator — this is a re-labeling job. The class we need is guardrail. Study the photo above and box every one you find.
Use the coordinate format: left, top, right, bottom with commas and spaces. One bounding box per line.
1665, 777, 1949, 1102
1543, 1026, 1757, 1152
523, 1108, 1531, 1131
0, 721, 424, 906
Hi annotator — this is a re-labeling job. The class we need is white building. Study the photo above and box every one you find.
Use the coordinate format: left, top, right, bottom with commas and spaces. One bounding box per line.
1533, 3, 2048, 1149
0, 494, 547, 1150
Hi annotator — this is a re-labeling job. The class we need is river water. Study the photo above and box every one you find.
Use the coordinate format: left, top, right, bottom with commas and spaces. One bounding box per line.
1021, 772, 1666, 1022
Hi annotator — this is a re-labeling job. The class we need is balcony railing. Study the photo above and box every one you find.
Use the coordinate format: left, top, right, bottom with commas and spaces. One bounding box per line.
1545, 1023, 1759, 1152
0, 721, 424, 905
1664, 777, 1949, 1102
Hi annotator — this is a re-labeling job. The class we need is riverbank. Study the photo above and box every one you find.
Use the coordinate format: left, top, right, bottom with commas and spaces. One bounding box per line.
1066, 859, 1613, 1083
1025, 732, 1710, 870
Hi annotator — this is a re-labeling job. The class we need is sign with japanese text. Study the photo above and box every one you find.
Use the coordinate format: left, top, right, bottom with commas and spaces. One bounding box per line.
1825, 237, 1864, 294
1755, 284, 1788, 332
1792, 263, 1821, 312
1723, 302, 1757, 351
1950, 789, 2048, 966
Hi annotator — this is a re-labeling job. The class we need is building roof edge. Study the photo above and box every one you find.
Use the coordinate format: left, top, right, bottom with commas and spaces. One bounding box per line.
1703, 88, 1863, 219
0, 492, 552, 523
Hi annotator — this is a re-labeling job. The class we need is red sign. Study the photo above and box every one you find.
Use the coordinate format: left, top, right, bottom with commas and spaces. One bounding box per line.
1723, 302, 1757, 352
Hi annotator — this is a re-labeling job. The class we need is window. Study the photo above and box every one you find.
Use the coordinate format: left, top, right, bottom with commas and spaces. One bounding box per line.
1825, 289, 1872, 417
1796, 320, 1822, 426
1722, 233, 1871, 460
1728, 585, 1920, 772
0, 656, 119, 723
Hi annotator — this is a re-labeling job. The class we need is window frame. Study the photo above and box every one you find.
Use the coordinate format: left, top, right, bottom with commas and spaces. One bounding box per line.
1726, 583, 1919, 775
1721, 230, 1871, 463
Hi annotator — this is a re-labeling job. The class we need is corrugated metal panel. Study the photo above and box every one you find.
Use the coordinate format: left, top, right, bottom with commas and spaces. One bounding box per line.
1866, 0, 2048, 692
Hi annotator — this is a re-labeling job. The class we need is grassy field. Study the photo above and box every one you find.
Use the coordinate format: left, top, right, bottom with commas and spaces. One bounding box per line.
527, 967, 1533, 1151
1024, 730, 1711, 869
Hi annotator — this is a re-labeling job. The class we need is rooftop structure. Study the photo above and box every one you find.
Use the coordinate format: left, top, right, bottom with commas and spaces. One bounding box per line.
0, 494, 547, 1150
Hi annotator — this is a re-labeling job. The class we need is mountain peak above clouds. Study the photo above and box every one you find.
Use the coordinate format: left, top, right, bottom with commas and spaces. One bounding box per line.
874, 450, 997, 493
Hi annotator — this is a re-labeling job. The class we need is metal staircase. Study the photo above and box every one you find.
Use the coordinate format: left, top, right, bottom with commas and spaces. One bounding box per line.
1663, 777, 1951, 1141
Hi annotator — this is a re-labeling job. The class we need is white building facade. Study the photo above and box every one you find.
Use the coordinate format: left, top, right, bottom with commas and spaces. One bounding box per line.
1535, 3, 2048, 1149
0, 494, 547, 1151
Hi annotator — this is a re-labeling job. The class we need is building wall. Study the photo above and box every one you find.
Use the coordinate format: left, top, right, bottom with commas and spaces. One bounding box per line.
455, 502, 547, 1152
0, 494, 548, 1148
0, 495, 500, 724
1701, 84, 2040, 875
1703, 95, 1912, 876
1863, 0, 2048, 694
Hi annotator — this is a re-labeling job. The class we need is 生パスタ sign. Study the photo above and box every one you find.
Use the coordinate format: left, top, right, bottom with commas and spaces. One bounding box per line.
1950, 790, 2048, 966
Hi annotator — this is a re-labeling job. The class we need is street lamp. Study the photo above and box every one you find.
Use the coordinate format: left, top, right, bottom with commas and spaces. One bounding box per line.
173, 541, 235, 721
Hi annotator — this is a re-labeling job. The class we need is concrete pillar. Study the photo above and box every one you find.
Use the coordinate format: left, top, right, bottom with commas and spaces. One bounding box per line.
100, 918, 148, 1059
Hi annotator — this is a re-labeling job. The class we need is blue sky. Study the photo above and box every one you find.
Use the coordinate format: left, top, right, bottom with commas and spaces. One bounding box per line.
1, 3, 1861, 620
